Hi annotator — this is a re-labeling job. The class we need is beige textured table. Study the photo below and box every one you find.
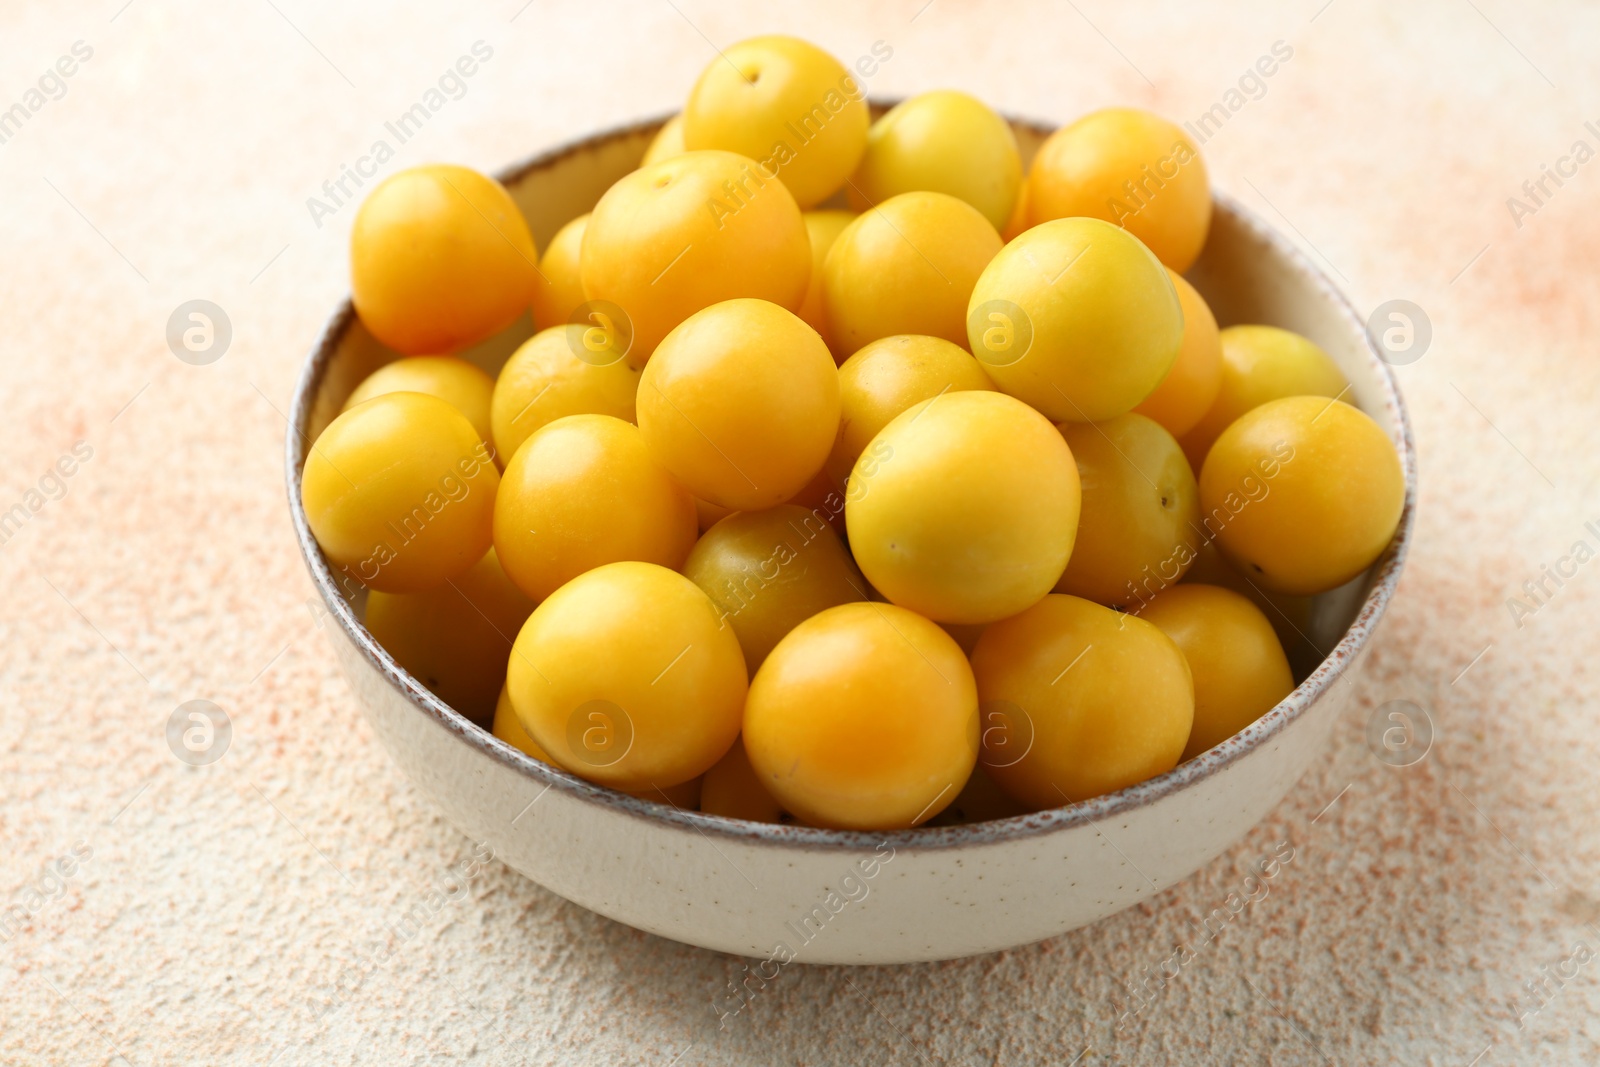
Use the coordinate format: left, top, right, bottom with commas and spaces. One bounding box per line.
3, 1, 1597, 1063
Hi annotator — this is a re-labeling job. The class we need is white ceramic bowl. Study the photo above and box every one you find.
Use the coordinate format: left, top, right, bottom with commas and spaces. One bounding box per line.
287, 112, 1415, 965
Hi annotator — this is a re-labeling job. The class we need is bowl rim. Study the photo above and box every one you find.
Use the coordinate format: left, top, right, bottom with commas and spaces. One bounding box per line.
285, 108, 1417, 855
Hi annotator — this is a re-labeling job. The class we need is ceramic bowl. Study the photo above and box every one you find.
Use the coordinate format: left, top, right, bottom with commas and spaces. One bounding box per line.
286, 111, 1415, 965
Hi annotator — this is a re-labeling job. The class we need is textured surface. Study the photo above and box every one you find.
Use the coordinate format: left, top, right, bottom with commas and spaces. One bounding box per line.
2, 1, 1597, 1063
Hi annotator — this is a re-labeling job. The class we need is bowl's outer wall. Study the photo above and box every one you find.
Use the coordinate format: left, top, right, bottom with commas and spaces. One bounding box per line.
329, 625, 1351, 963
289, 115, 1413, 964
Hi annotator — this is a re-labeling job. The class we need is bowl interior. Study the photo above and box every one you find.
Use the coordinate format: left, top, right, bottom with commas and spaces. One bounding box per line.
289, 109, 1415, 848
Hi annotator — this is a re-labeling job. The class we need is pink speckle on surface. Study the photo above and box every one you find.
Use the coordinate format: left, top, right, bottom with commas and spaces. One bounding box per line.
1, 0, 1597, 1063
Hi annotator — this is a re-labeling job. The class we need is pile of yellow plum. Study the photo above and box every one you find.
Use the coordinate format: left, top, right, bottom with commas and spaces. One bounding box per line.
301, 35, 1404, 831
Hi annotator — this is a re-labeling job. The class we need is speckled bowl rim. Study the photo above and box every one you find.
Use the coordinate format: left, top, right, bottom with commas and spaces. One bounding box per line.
286, 109, 1417, 856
